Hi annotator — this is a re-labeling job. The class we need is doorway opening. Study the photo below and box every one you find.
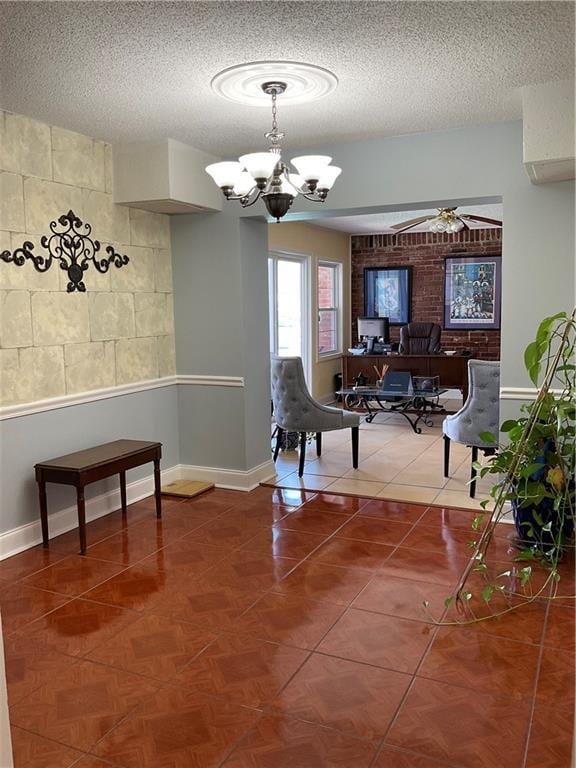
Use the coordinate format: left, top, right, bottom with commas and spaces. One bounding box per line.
266, 200, 503, 512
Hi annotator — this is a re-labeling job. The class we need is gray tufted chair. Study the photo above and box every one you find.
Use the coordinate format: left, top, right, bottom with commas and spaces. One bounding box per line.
271, 356, 361, 477
399, 322, 442, 354
442, 359, 500, 497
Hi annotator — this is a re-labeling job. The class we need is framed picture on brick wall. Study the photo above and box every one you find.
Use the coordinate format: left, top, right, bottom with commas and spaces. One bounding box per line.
364, 266, 411, 325
443, 255, 502, 330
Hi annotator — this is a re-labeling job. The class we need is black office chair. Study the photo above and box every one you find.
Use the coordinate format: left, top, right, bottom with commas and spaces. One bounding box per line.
399, 322, 441, 354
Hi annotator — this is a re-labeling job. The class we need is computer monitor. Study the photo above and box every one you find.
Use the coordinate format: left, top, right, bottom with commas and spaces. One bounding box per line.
357, 316, 390, 343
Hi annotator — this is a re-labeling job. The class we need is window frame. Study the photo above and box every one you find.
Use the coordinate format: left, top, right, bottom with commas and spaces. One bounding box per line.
316, 260, 343, 360
268, 250, 312, 383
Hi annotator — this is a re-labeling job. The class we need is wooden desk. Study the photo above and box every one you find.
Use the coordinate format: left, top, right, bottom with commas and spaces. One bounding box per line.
35, 439, 162, 554
342, 354, 469, 402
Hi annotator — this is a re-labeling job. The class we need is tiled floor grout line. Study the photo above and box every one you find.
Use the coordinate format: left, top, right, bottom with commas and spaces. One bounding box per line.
217, 709, 382, 766
14, 707, 141, 767
368, 608, 445, 767
268, 478, 492, 511
371, 743, 464, 768
4, 506, 251, 640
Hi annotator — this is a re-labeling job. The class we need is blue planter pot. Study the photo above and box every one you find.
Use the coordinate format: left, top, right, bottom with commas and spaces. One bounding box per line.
512, 496, 574, 551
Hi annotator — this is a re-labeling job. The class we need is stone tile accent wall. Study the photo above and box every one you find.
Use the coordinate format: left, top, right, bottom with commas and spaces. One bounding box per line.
0, 111, 176, 406
351, 228, 502, 359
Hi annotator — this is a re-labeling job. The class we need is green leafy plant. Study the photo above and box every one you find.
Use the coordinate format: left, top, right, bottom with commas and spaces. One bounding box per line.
440, 310, 575, 621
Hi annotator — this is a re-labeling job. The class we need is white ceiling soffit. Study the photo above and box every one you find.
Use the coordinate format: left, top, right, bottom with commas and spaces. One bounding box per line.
0, 2, 573, 156
307, 203, 504, 235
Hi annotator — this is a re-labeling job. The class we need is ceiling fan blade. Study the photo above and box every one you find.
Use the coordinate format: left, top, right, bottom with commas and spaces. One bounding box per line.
460, 214, 502, 226
390, 216, 431, 231
391, 221, 430, 236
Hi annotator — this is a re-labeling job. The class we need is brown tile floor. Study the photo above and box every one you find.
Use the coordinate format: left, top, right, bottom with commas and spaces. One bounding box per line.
1, 488, 574, 768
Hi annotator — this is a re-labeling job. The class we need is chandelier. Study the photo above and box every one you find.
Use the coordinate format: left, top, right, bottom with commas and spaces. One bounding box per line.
205, 81, 341, 222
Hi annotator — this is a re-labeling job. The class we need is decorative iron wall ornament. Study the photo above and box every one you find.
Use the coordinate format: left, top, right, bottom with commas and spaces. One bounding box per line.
0, 209, 129, 292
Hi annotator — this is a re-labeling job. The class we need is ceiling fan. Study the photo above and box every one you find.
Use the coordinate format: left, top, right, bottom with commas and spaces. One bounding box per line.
391, 207, 502, 236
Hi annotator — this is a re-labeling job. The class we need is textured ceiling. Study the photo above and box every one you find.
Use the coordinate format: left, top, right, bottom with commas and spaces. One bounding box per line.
308, 204, 503, 234
0, 2, 573, 156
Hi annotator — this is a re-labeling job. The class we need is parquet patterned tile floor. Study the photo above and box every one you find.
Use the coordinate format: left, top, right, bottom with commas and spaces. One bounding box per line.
1, 486, 573, 768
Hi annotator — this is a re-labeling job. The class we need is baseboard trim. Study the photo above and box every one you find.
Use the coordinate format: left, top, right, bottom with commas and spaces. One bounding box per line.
0, 465, 182, 560
0, 459, 277, 559
179, 460, 276, 491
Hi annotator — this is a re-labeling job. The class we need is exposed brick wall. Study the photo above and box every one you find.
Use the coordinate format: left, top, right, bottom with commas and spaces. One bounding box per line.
351, 228, 502, 359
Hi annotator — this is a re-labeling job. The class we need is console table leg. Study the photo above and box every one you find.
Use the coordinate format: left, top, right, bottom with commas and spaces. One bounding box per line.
38, 480, 49, 548
120, 471, 127, 516
154, 458, 162, 518
77, 487, 86, 554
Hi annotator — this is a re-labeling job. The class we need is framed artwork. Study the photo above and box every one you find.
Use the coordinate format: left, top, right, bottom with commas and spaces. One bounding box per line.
443, 255, 502, 330
364, 266, 411, 325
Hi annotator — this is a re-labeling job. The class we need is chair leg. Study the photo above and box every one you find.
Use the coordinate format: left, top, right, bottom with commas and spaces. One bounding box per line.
316, 432, 322, 457
470, 445, 479, 498
351, 426, 359, 469
273, 427, 283, 462
298, 432, 307, 477
443, 435, 451, 478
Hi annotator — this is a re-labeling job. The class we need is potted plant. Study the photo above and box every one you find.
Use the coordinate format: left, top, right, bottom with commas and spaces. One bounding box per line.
450, 310, 575, 610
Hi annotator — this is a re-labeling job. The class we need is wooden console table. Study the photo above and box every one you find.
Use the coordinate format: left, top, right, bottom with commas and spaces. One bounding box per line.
35, 439, 162, 554
342, 353, 469, 402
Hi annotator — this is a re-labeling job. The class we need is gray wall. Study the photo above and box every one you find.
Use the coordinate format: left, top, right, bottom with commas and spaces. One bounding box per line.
171, 210, 271, 471
0, 385, 179, 534
238, 217, 272, 468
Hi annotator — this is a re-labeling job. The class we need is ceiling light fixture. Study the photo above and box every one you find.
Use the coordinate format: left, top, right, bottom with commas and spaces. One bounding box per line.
429, 208, 465, 233
206, 73, 341, 222
391, 207, 502, 236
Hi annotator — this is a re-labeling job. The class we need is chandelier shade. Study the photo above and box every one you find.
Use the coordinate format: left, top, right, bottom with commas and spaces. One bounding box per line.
238, 152, 279, 182
233, 172, 257, 197
205, 161, 244, 189
317, 165, 342, 190
205, 76, 341, 221
290, 155, 332, 183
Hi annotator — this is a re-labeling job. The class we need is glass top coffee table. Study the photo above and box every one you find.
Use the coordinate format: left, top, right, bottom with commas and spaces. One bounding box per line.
337, 387, 448, 433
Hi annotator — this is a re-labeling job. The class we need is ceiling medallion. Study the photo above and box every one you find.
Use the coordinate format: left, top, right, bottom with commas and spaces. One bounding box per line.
210, 60, 338, 106
206, 64, 340, 222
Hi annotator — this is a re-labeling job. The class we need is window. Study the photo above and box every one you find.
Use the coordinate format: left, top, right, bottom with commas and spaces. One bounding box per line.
317, 261, 342, 357
268, 252, 311, 381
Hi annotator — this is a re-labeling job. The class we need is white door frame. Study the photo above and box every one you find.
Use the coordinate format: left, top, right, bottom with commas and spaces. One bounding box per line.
268, 249, 312, 384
